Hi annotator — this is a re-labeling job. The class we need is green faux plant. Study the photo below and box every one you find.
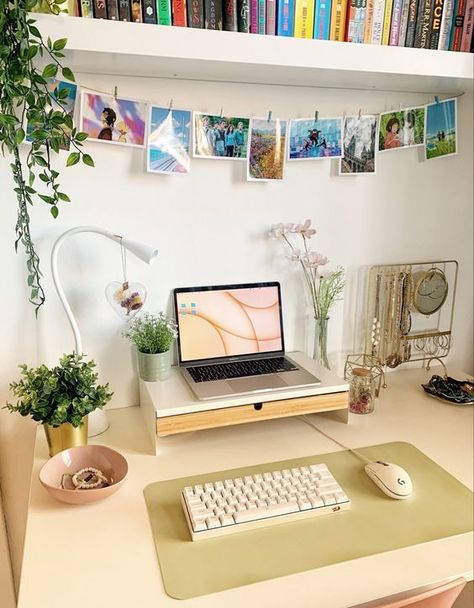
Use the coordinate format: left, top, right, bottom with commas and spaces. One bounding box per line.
0, 0, 93, 312
123, 312, 178, 355
5, 354, 113, 427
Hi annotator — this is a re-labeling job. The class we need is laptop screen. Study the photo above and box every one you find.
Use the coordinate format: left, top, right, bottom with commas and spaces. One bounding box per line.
174, 282, 285, 364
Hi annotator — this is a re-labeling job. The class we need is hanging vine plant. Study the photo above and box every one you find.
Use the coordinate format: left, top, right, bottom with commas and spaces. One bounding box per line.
0, 0, 93, 312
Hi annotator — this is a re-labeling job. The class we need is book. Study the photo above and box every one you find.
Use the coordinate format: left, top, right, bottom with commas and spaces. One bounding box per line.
414, 0, 432, 46
294, 0, 315, 35
250, 0, 259, 30
107, 0, 119, 17
364, 0, 375, 40
397, 0, 411, 44
93, 0, 108, 17
157, 0, 172, 22
223, 0, 238, 28
314, 0, 332, 37
381, 0, 394, 42
428, 0, 445, 46
355, 0, 367, 41
188, 0, 204, 26
118, 0, 131, 18
438, 0, 455, 46
405, 0, 419, 43
389, 0, 403, 43
258, 0, 266, 32
329, 0, 348, 39
460, 0, 473, 48
131, 0, 143, 19
238, 0, 251, 30
266, 0, 277, 31
345, 0, 357, 40
370, 0, 386, 41
205, 0, 223, 27
143, 0, 158, 20
79, 0, 94, 16
277, 0, 295, 33
449, 0, 465, 47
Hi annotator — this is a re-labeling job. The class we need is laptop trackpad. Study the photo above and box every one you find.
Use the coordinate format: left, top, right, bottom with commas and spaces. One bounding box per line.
227, 375, 287, 392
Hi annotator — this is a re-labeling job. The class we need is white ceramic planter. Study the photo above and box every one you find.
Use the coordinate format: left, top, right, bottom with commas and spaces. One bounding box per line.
137, 350, 171, 382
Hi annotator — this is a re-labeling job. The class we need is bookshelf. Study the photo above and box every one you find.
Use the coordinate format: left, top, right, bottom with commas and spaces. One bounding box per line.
34, 14, 473, 94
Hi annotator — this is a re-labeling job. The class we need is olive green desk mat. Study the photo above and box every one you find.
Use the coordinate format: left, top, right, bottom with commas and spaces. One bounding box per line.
143, 442, 473, 600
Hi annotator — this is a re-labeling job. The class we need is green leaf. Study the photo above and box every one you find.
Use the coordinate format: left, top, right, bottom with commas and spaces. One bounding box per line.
28, 26, 41, 38
15, 128, 25, 144
66, 152, 80, 167
75, 132, 88, 142
82, 154, 95, 167
50, 206, 59, 219
34, 155, 48, 167
58, 192, 71, 202
47, 36, 52, 50
0, 114, 19, 126
42, 63, 58, 78
27, 45, 38, 60
39, 194, 55, 204
53, 38, 67, 51
61, 67, 75, 82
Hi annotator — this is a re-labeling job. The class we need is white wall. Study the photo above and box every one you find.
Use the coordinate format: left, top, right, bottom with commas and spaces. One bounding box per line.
0, 76, 472, 588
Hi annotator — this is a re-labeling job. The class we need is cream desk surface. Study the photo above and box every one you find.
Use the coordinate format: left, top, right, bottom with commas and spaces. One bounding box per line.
18, 366, 473, 608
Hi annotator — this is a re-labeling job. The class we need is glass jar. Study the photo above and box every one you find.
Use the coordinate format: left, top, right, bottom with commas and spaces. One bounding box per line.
349, 367, 376, 414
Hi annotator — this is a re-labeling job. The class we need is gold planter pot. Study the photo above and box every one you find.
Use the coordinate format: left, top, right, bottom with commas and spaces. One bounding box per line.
44, 419, 88, 457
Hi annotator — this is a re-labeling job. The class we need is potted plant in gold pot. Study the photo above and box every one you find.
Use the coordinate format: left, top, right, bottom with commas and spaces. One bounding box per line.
5, 354, 113, 456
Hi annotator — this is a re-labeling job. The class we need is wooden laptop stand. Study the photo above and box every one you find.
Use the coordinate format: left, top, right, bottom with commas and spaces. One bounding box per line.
139, 352, 349, 452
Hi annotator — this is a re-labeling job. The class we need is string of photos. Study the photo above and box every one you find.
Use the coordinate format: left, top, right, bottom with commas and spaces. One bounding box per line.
30, 79, 460, 181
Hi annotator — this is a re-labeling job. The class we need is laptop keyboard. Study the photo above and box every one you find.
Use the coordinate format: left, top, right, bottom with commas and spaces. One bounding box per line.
187, 357, 298, 383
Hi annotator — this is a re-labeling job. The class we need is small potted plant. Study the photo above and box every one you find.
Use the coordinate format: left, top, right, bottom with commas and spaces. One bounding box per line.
5, 354, 113, 457
123, 312, 178, 382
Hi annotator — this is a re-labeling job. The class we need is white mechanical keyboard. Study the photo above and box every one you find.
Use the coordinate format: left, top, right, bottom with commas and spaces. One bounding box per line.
181, 463, 351, 541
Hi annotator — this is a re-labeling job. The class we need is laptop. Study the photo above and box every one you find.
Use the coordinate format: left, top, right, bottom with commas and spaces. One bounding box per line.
173, 281, 321, 400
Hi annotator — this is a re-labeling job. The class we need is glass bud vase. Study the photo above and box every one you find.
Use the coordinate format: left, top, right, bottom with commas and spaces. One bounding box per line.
313, 316, 330, 370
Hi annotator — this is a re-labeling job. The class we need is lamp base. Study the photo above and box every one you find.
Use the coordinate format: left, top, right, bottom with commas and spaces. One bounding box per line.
87, 409, 110, 437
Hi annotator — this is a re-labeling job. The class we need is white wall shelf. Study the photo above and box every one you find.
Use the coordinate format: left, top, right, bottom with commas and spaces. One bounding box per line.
34, 14, 473, 94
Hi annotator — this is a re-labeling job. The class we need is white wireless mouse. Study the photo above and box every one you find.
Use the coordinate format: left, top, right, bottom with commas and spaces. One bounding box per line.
364, 461, 413, 499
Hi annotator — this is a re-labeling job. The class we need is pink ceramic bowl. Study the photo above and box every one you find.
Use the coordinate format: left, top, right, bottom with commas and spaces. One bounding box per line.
39, 445, 128, 505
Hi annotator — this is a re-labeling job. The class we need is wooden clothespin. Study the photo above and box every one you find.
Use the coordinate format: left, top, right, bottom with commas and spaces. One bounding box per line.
267, 110, 272, 122
314, 110, 319, 123
113, 86, 118, 100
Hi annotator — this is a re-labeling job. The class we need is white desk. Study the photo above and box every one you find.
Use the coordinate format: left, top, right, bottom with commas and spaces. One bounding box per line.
17, 366, 473, 608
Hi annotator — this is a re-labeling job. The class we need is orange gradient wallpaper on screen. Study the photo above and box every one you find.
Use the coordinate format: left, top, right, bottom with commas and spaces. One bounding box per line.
176, 287, 282, 362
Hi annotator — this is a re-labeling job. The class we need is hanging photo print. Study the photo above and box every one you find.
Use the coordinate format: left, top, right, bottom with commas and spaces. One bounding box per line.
147, 106, 192, 174
248, 118, 287, 181
193, 113, 250, 159
378, 107, 425, 151
339, 114, 378, 175
425, 98, 457, 161
288, 118, 343, 160
26, 79, 78, 151
80, 91, 147, 147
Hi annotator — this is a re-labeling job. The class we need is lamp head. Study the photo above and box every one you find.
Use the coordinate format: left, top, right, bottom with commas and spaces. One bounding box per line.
120, 237, 158, 265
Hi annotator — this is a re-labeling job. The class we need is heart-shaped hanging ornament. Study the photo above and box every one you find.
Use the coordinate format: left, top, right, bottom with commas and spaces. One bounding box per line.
105, 281, 147, 321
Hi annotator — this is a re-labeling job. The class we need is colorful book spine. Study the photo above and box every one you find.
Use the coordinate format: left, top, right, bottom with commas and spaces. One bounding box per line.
363, 0, 375, 41
131, 0, 143, 19
93, 0, 108, 17
355, 0, 367, 41
79, 0, 94, 15
107, 0, 119, 17
266, 0, 277, 31
118, 0, 131, 18
397, 0, 411, 44
449, 0, 465, 47
205, 0, 222, 26
330, 0, 348, 38
258, 0, 266, 32
277, 0, 295, 32
381, 0, 394, 42
223, 0, 238, 28
460, 0, 473, 49
142, 0, 158, 20
238, 0, 251, 29
389, 0, 403, 43
405, 0, 419, 43
370, 0, 386, 41
438, 0, 455, 46
314, 0, 332, 37
250, 0, 258, 29
294, 0, 315, 35
346, 0, 358, 40
428, 0, 445, 46
188, 0, 204, 25
414, 0, 432, 46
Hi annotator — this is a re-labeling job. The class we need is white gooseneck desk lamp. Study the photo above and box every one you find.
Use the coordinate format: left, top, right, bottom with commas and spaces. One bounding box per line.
51, 226, 158, 437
